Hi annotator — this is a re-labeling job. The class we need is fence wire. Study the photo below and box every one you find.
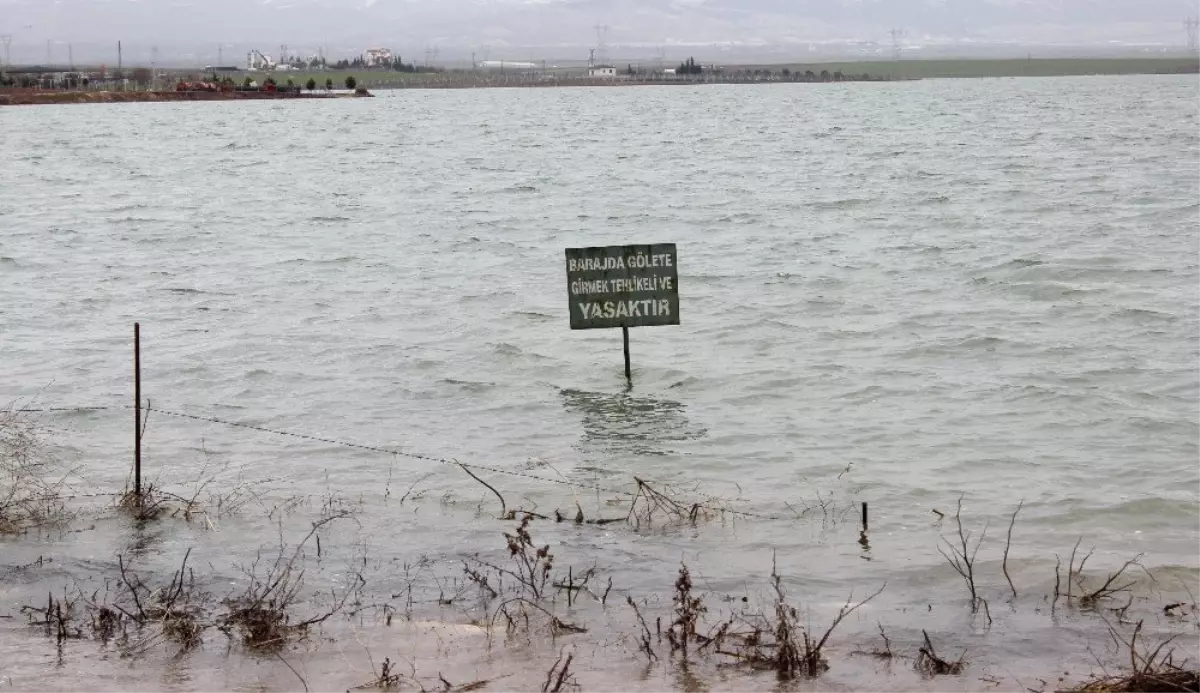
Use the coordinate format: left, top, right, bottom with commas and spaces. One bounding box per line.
9, 403, 786, 521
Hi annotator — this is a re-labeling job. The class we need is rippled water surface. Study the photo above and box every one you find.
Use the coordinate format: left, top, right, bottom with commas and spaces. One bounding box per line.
1, 76, 1198, 691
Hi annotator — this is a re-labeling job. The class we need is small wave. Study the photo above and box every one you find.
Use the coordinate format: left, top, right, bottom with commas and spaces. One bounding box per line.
116, 216, 164, 224
1007, 282, 1097, 300
809, 198, 870, 210
1062, 497, 1199, 526
715, 213, 760, 224
510, 311, 554, 321
276, 256, 358, 265
440, 378, 496, 392
309, 216, 351, 223
1109, 307, 1178, 323
489, 342, 523, 356
162, 287, 233, 296
0, 256, 18, 268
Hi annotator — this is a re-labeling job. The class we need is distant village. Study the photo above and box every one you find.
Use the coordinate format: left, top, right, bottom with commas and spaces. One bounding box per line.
1, 42, 889, 93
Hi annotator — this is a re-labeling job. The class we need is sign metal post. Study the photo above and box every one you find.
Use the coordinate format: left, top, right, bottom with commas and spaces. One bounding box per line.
565, 243, 679, 384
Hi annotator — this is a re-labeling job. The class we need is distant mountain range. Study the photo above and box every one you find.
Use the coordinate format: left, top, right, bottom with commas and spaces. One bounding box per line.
2, 0, 1194, 66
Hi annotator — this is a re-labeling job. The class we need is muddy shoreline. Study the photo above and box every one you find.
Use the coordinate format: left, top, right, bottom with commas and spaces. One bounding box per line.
2, 409, 1197, 692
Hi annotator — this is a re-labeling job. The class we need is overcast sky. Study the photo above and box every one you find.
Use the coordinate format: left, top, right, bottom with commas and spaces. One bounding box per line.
1, 0, 1195, 63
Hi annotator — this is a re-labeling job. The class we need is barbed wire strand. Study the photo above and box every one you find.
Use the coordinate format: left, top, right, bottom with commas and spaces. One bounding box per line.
14, 406, 116, 413
144, 407, 783, 521
8, 403, 785, 521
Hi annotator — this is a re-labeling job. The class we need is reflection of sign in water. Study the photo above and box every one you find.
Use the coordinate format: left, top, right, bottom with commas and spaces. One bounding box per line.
560, 388, 707, 457
565, 244, 680, 330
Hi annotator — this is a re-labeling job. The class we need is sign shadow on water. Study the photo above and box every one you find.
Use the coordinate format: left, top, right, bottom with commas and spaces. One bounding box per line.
558, 388, 707, 463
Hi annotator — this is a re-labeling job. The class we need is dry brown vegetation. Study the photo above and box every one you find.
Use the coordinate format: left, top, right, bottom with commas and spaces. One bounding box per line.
0, 409, 72, 533
6, 423, 1198, 692
616, 556, 888, 680
218, 510, 363, 649
1066, 621, 1199, 692
915, 630, 966, 676
18, 506, 362, 657
1053, 539, 1146, 612
715, 561, 886, 678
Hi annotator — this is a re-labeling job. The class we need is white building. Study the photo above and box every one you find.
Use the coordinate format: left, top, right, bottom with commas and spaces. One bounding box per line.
365, 48, 393, 67
246, 50, 276, 71
588, 65, 617, 78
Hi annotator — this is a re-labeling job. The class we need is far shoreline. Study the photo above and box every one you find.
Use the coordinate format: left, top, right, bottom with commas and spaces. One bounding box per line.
2, 56, 1196, 106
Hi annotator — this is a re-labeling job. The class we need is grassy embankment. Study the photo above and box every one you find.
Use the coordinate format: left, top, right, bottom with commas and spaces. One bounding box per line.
230, 57, 1199, 89
747, 57, 1200, 79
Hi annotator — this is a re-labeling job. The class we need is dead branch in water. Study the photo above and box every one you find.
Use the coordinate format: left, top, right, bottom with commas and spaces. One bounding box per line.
218, 509, 361, 649
627, 477, 709, 528
503, 515, 554, 600
916, 630, 966, 676
800, 579, 887, 676
666, 563, 705, 657
626, 596, 658, 661
1052, 538, 1143, 611
717, 554, 885, 678
871, 622, 895, 659
457, 463, 506, 518
0, 408, 74, 533
1065, 620, 1199, 692
936, 495, 988, 612
116, 548, 209, 651
21, 589, 84, 643
1004, 500, 1023, 600
463, 561, 499, 600
542, 648, 580, 693
1079, 555, 1145, 609
553, 566, 595, 608
489, 597, 586, 638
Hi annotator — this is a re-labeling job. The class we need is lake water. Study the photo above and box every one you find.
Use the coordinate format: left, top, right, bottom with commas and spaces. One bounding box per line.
1, 75, 1197, 691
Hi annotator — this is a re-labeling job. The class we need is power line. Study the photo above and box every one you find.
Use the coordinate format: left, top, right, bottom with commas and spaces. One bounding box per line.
889, 28, 904, 60
594, 24, 610, 64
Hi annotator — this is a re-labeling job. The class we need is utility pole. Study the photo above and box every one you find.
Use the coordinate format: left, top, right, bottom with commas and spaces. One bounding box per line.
889, 28, 904, 60
46, 39, 52, 66
1, 35, 11, 67
218, 44, 223, 66
594, 24, 609, 64
68, 43, 73, 69
118, 40, 123, 75
1186, 17, 1199, 53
